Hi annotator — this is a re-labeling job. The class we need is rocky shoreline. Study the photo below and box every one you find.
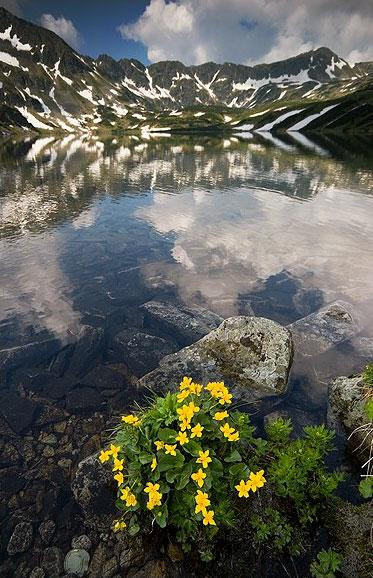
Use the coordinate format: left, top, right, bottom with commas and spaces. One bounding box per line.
0, 299, 372, 577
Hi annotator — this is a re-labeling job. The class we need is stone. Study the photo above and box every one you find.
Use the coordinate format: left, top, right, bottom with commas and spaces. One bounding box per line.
102, 556, 118, 578
66, 326, 105, 377
140, 316, 293, 401
7, 521, 33, 555
54, 421, 67, 433
38, 519, 56, 545
41, 547, 63, 578
43, 446, 55, 458
130, 559, 167, 578
79, 365, 127, 391
167, 542, 183, 562
0, 390, 41, 434
329, 374, 372, 464
66, 387, 103, 414
0, 467, 26, 496
324, 498, 372, 578
119, 537, 144, 570
29, 569, 45, 578
72, 454, 116, 530
141, 300, 223, 346
58, 458, 72, 471
110, 328, 178, 377
88, 542, 107, 578
64, 549, 90, 577
36, 404, 67, 426
71, 534, 92, 551
39, 433, 58, 445
0, 338, 61, 372
289, 300, 360, 357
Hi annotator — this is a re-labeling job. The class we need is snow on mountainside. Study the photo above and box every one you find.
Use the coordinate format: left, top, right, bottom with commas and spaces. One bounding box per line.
0, 6, 372, 136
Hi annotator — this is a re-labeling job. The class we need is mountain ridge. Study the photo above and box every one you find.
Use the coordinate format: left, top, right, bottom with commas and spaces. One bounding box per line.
0, 7, 372, 135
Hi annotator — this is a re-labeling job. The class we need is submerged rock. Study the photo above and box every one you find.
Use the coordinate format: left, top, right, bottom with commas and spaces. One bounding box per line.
109, 328, 177, 377
72, 454, 116, 530
140, 316, 293, 400
289, 300, 360, 357
141, 300, 223, 346
0, 391, 41, 434
64, 548, 90, 577
7, 521, 33, 555
329, 374, 372, 464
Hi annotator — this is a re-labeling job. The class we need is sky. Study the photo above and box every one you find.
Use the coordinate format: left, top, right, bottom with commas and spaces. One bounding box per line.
1, 0, 373, 65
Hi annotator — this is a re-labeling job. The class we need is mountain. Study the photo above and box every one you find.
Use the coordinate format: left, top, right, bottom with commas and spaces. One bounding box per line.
0, 6, 372, 136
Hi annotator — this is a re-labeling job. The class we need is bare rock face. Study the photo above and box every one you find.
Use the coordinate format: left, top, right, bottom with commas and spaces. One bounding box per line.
139, 316, 293, 401
71, 455, 116, 530
289, 300, 360, 357
329, 374, 371, 464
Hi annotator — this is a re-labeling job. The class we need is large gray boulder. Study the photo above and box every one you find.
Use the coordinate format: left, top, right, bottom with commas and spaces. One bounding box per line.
289, 300, 360, 357
329, 374, 371, 464
141, 301, 223, 346
139, 316, 293, 401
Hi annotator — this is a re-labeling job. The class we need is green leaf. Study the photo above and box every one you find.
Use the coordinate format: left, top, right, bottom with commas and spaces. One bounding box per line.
175, 461, 193, 490
158, 451, 184, 472
139, 451, 153, 464
210, 457, 223, 477
155, 504, 168, 528
128, 515, 140, 536
158, 428, 177, 443
359, 477, 373, 499
165, 469, 179, 483
183, 439, 202, 456
229, 463, 249, 479
224, 449, 241, 463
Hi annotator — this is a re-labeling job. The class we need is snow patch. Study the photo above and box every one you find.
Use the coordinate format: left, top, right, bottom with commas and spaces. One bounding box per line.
0, 25, 32, 51
15, 106, 53, 130
0, 51, 19, 67
287, 104, 339, 131
256, 108, 305, 132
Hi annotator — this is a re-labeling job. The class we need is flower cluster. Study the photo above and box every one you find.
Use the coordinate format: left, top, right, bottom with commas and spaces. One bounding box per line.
100, 378, 266, 540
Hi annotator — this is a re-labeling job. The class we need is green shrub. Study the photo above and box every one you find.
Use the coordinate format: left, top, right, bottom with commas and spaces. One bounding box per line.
310, 549, 342, 578
99, 377, 344, 557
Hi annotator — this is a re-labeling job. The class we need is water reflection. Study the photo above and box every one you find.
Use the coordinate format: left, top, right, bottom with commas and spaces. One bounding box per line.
0, 132, 372, 348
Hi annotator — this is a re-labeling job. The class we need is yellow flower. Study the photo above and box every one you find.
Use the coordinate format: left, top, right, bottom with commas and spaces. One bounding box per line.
176, 431, 189, 446
195, 490, 210, 514
213, 411, 229, 421
113, 520, 126, 532
179, 376, 193, 390
147, 491, 162, 510
191, 468, 206, 488
196, 450, 212, 469
235, 479, 251, 498
219, 391, 233, 405
154, 440, 165, 451
189, 382, 203, 396
191, 423, 204, 438
202, 509, 216, 526
248, 470, 266, 492
220, 423, 235, 437
99, 449, 111, 464
165, 444, 177, 456
188, 401, 200, 415
112, 458, 124, 472
110, 444, 121, 460
120, 487, 130, 501
177, 389, 190, 403
151, 457, 157, 471
125, 493, 137, 507
180, 419, 191, 431
228, 431, 240, 442
144, 482, 160, 494
114, 472, 124, 486
122, 414, 141, 426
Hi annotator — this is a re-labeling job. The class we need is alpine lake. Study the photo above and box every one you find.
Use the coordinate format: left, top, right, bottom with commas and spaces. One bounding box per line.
0, 130, 373, 575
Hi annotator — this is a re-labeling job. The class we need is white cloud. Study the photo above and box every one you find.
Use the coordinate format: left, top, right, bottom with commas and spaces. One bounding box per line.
40, 13, 81, 49
120, 0, 373, 65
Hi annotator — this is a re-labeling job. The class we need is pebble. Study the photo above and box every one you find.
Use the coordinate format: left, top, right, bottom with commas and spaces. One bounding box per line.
7, 521, 33, 555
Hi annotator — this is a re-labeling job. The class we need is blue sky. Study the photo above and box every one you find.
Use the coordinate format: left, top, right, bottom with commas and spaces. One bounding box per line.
10, 0, 152, 62
2, 0, 373, 65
